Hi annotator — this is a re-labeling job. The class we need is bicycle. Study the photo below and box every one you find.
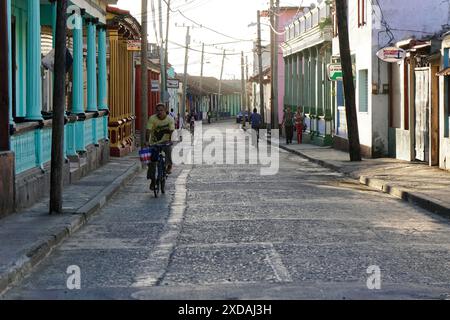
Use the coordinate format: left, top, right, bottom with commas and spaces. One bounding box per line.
148, 142, 173, 198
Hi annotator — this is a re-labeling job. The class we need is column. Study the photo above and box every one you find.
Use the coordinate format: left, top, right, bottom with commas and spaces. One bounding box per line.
287, 56, 292, 108
284, 57, 288, 109
97, 25, 108, 110
7, 0, 13, 123
316, 46, 321, 122
293, 54, 297, 109
87, 18, 98, 112
26, 0, 43, 121
50, 0, 57, 47
72, 12, 84, 114
298, 54, 302, 108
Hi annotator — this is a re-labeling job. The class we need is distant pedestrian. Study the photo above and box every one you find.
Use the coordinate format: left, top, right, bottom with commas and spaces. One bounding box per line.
250, 108, 262, 142
207, 110, 212, 124
169, 108, 176, 119
282, 107, 294, 144
295, 108, 304, 144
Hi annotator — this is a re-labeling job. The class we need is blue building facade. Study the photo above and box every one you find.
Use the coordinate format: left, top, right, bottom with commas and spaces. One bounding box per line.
3, 0, 115, 213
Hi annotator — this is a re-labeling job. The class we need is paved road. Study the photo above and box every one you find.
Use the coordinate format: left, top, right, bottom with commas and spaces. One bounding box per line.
3, 122, 450, 300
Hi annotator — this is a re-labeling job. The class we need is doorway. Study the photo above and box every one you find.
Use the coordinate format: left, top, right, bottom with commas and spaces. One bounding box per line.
414, 68, 430, 163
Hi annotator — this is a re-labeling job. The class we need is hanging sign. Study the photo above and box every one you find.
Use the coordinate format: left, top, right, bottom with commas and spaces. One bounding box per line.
167, 79, 180, 89
127, 40, 141, 51
327, 63, 343, 81
376, 47, 406, 63
151, 80, 160, 92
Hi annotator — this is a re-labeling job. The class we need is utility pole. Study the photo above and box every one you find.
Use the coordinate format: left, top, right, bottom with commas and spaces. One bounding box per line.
164, 0, 171, 106
257, 10, 265, 125
199, 42, 205, 113
0, 0, 10, 152
272, 0, 280, 129
181, 26, 190, 121
246, 56, 250, 115
217, 49, 226, 121
269, 0, 274, 128
49, 0, 68, 214
141, 0, 149, 148
335, 0, 361, 161
158, 0, 166, 104
241, 51, 246, 115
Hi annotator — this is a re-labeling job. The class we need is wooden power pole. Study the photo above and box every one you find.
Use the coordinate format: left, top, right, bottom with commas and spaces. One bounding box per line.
141, 0, 149, 148
272, 0, 280, 129
164, 0, 171, 106
158, 0, 166, 103
257, 10, 265, 125
181, 26, 190, 120
270, 0, 275, 128
199, 42, 205, 113
241, 51, 246, 114
335, 0, 361, 161
49, 0, 68, 214
217, 49, 226, 121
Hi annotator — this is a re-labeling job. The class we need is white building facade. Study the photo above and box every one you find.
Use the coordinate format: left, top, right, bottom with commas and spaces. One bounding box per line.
331, 0, 450, 158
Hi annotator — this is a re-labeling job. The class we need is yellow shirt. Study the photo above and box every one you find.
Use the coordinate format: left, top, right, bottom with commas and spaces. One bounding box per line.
146, 114, 175, 145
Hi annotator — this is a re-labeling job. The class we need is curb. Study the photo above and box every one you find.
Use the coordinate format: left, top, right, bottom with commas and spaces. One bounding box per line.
0, 161, 142, 296
274, 141, 450, 220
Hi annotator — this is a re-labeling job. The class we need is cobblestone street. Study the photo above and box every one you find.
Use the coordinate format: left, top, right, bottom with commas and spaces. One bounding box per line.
4, 122, 450, 300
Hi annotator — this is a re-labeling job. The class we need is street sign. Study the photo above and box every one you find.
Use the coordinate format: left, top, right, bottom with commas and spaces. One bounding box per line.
127, 40, 141, 51
327, 63, 343, 81
376, 47, 406, 63
151, 80, 160, 92
167, 79, 180, 89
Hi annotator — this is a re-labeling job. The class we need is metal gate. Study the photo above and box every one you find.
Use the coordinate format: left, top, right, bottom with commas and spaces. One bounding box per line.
414, 68, 430, 162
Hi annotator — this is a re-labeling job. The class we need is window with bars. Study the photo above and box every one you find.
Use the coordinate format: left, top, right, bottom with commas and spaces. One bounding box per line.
359, 69, 369, 112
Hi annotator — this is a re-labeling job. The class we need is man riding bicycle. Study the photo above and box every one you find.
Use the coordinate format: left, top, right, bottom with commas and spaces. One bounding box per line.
146, 103, 175, 191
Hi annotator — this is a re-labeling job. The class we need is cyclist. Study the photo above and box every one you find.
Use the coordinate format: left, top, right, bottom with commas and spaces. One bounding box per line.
146, 103, 175, 191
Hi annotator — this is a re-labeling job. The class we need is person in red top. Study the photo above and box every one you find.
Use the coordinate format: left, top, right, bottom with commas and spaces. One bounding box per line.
295, 108, 304, 144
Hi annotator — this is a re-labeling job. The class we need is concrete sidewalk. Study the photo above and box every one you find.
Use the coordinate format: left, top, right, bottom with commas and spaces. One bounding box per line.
0, 154, 143, 295
270, 136, 450, 219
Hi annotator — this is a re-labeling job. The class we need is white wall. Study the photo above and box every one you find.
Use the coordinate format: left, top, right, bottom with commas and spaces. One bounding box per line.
332, 0, 373, 151
333, 0, 450, 157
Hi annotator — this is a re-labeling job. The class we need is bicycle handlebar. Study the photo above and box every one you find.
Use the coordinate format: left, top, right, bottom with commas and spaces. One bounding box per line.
153, 142, 173, 148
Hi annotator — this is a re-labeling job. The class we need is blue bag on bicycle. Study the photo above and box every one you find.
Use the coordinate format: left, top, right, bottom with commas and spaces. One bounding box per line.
139, 147, 152, 164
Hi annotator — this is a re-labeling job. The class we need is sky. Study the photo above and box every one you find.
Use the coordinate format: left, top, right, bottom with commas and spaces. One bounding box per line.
114, 0, 313, 79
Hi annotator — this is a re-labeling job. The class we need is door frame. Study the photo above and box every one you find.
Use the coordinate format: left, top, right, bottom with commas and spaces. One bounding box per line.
414, 67, 431, 163
430, 65, 440, 166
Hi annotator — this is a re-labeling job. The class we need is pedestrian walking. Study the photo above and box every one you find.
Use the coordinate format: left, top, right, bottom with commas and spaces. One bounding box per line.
295, 108, 304, 144
250, 108, 262, 145
207, 109, 212, 124
282, 107, 294, 144
169, 108, 176, 119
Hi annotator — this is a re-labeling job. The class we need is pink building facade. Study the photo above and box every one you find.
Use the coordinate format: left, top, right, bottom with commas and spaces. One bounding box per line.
272, 7, 302, 124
